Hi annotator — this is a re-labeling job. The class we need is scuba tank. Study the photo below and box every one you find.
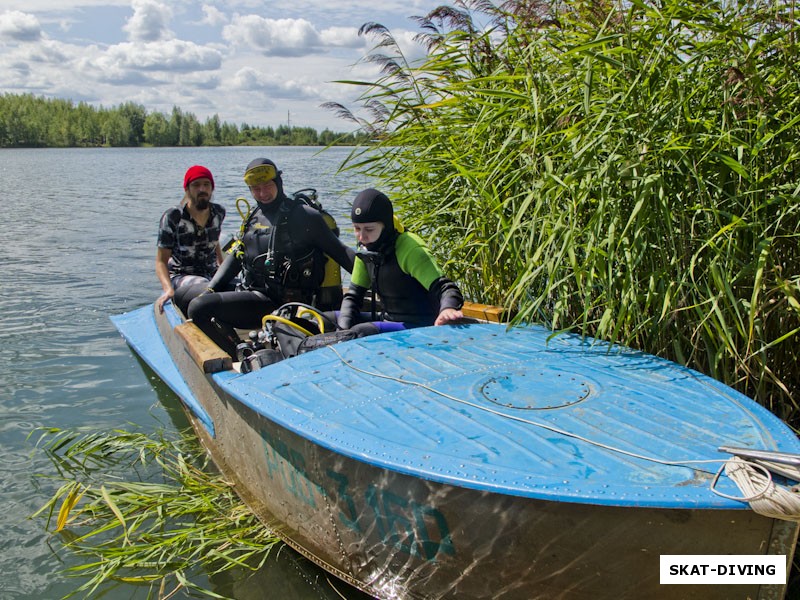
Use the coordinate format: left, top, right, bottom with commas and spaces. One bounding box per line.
291, 188, 343, 311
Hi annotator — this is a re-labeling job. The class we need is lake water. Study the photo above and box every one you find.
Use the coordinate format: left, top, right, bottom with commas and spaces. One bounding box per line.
1, 146, 375, 600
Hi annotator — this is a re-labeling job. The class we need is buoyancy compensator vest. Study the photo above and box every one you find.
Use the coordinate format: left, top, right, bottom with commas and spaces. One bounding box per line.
291, 189, 343, 310
230, 189, 343, 309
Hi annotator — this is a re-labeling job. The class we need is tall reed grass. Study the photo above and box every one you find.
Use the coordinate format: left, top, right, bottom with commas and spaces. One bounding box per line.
327, 0, 800, 427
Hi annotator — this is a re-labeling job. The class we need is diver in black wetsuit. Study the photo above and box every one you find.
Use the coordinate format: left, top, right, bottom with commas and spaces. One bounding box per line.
187, 158, 355, 356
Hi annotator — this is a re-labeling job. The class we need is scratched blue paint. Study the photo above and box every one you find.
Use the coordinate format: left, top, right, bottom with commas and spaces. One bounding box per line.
258, 427, 455, 561
259, 428, 324, 508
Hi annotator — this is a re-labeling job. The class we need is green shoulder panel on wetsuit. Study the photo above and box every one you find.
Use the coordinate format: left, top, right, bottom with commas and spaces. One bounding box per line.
394, 231, 443, 290
351, 257, 371, 288
351, 231, 443, 290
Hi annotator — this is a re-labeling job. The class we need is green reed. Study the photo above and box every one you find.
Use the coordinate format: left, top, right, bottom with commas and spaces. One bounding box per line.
327, 0, 800, 426
32, 427, 279, 599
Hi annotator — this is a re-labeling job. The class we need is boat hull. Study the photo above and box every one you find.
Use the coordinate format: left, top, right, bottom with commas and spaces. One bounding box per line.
196, 388, 796, 600
112, 304, 799, 599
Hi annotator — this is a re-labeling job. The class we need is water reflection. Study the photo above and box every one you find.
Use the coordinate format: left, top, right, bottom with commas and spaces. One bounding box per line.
209, 548, 374, 600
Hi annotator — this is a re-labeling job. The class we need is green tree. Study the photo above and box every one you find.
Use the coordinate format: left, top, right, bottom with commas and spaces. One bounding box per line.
178, 113, 203, 146
74, 102, 101, 145
167, 106, 183, 146
100, 110, 132, 147
220, 122, 240, 145
0, 92, 362, 148
203, 114, 222, 145
143, 112, 169, 146
118, 102, 147, 145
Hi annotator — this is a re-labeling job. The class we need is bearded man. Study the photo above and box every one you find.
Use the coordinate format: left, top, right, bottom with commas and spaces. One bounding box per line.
156, 165, 226, 313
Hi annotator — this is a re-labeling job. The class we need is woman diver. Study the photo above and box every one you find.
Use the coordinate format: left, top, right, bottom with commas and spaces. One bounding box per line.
337, 188, 464, 337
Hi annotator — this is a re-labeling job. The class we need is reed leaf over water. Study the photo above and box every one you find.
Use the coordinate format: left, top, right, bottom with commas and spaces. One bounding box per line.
328, 0, 800, 427
32, 427, 279, 599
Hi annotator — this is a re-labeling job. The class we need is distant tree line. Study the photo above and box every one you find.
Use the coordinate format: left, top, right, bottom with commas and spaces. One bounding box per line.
0, 93, 368, 148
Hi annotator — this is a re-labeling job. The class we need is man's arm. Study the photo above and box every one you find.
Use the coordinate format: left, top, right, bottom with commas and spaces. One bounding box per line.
296, 206, 356, 272
156, 247, 174, 312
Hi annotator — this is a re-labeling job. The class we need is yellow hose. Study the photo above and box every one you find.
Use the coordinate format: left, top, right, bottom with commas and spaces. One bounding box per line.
236, 197, 251, 221
261, 315, 314, 337
297, 308, 326, 333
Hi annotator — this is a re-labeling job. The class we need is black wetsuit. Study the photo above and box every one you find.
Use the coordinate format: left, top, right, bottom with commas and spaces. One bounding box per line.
187, 194, 354, 355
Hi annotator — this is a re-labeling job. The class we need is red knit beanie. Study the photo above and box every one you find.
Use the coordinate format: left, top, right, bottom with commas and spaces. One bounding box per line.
183, 165, 215, 189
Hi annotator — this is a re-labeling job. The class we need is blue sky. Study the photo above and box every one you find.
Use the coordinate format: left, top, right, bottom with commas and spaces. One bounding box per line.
0, 0, 446, 132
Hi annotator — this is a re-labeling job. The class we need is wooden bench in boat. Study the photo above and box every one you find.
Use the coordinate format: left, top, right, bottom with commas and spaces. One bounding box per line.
173, 321, 233, 374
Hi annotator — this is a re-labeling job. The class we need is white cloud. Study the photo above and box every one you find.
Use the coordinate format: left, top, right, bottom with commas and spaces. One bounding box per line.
223, 15, 322, 57
391, 29, 429, 64
223, 17, 365, 56
123, 0, 173, 42
0, 10, 43, 41
318, 26, 363, 48
190, 72, 221, 90
230, 66, 317, 100
19, 38, 70, 63
90, 39, 222, 73
199, 5, 227, 27
0, 1, 445, 131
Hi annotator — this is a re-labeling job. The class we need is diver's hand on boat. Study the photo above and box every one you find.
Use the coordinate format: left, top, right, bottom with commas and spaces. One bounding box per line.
157, 290, 174, 313
435, 308, 464, 326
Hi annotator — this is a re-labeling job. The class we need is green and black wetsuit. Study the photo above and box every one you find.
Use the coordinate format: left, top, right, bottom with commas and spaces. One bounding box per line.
338, 230, 463, 331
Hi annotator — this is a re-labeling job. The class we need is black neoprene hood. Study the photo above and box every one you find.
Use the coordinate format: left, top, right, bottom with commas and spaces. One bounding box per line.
351, 188, 393, 226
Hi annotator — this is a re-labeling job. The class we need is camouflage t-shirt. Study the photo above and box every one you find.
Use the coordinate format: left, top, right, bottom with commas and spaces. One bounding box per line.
157, 202, 226, 279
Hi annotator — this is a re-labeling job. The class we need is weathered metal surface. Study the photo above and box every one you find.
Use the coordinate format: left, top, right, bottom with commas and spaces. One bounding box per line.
215, 319, 799, 509
197, 391, 796, 600
112, 303, 800, 600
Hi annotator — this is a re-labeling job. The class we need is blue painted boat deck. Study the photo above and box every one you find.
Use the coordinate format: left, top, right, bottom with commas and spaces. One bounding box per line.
113, 304, 800, 510
110, 305, 214, 436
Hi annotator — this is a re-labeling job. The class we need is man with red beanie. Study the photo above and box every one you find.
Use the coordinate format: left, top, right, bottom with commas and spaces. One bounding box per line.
156, 165, 226, 313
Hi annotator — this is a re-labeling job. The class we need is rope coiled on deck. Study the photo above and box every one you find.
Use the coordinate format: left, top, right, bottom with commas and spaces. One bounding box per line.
716, 457, 800, 522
